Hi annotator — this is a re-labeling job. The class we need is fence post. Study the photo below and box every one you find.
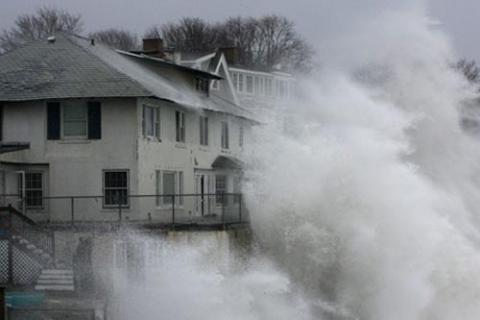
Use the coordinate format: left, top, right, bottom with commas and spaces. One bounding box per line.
239, 194, 242, 223
7, 210, 12, 284
118, 200, 122, 223
70, 197, 75, 226
50, 230, 55, 267
171, 195, 175, 226
0, 286, 5, 320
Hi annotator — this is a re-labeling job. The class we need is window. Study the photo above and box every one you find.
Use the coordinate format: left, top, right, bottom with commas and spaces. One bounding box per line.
156, 171, 184, 206
254, 77, 260, 95
175, 111, 185, 143
232, 73, 238, 91
47, 101, 101, 140
103, 170, 129, 207
216, 175, 227, 204
143, 105, 160, 139
19, 172, 43, 209
199, 116, 209, 146
63, 101, 87, 138
246, 75, 254, 93
239, 125, 244, 147
194, 77, 209, 95
265, 78, 273, 96
221, 121, 229, 149
238, 74, 244, 92
278, 80, 286, 98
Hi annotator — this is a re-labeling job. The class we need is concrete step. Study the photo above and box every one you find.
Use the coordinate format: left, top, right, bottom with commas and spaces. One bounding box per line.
41, 269, 73, 275
38, 274, 74, 280
35, 284, 74, 291
37, 278, 73, 285
35, 268, 75, 291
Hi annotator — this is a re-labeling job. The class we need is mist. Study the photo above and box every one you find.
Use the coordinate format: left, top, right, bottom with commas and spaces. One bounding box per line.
243, 1, 480, 319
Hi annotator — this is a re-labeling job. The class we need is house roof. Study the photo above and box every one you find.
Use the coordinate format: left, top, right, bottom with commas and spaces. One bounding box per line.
211, 155, 243, 169
0, 142, 30, 154
0, 33, 253, 120
0, 34, 150, 101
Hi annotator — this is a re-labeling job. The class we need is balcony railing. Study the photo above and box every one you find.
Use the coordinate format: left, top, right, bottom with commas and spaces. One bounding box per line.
0, 193, 248, 229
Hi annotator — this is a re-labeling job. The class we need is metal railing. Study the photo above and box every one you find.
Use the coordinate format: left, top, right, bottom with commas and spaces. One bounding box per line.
0, 206, 54, 256
0, 193, 248, 228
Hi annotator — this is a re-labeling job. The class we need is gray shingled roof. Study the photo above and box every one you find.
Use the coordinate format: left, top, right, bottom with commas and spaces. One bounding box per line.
0, 34, 151, 101
0, 33, 253, 120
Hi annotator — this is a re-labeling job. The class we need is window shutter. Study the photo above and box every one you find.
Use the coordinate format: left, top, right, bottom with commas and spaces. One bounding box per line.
205, 117, 208, 145
87, 101, 102, 140
142, 106, 146, 137
155, 108, 160, 139
47, 102, 61, 140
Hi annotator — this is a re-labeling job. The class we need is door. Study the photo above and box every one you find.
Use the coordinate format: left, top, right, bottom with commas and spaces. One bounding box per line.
195, 172, 213, 216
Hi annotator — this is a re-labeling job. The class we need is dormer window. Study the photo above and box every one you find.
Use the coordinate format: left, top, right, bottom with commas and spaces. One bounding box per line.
194, 77, 209, 95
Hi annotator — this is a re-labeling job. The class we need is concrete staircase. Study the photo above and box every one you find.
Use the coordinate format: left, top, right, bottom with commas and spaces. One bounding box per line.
34, 269, 74, 291
11, 234, 55, 267
11, 234, 75, 292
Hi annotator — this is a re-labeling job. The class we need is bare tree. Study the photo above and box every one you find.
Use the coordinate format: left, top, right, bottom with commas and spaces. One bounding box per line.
144, 26, 162, 39
89, 29, 139, 51
0, 6, 83, 53
159, 17, 221, 53
220, 17, 258, 66
144, 15, 313, 72
254, 15, 313, 72
456, 59, 480, 84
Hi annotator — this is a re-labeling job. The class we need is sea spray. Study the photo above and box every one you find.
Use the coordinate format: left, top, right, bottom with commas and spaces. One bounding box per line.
243, 2, 480, 319
108, 232, 314, 320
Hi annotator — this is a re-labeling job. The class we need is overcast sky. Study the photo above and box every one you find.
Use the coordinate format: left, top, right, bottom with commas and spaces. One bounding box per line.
1, 0, 479, 61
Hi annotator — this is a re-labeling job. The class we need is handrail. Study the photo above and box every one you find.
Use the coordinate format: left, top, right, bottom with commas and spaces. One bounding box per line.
0, 206, 36, 226
0, 193, 249, 229
0, 205, 54, 259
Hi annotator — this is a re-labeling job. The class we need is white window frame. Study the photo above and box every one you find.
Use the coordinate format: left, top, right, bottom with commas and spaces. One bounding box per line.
103, 169, 129, 208
19, 171, 44, 209
143, 105, 160, 139
211, 80, 219, 91
175, 111, 186, 143
61, 101, 88, 139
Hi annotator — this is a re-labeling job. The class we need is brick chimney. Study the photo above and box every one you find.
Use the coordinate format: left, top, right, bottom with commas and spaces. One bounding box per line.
142, 38, 165, 58
219, 47, 240, 65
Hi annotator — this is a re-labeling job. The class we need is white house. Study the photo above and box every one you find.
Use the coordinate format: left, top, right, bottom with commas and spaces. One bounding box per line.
178, 47, 296, 119
0, 34, 254, 225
